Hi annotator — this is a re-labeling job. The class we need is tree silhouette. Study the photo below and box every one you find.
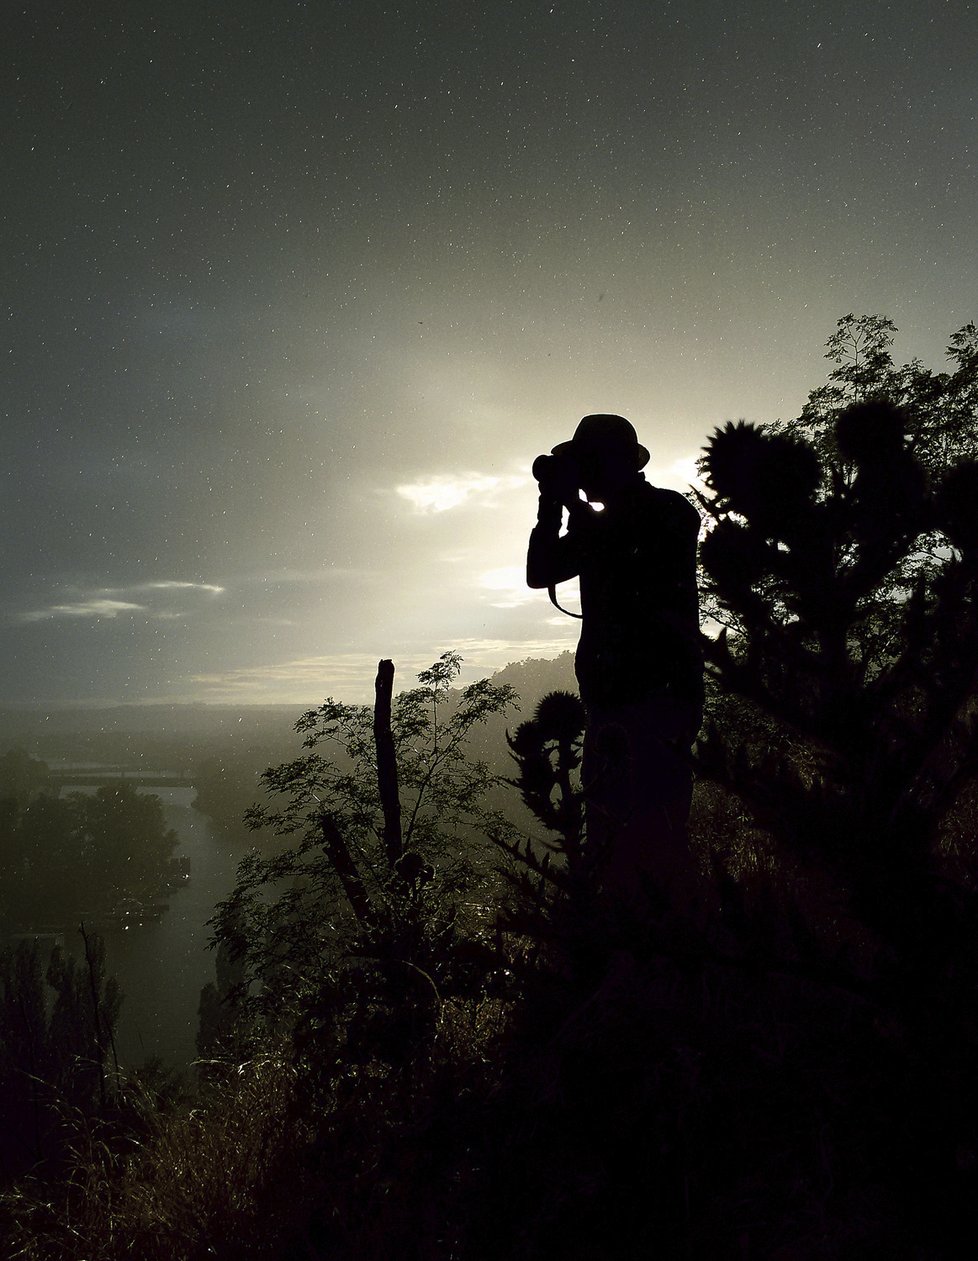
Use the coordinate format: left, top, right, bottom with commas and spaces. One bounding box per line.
0, 748, 50, 809
781, 312, 978, 472
696, 314, 978, 1042
692, 318, 978, 1245
210, 653, 516, 1043
0, 777, 181, 929
0, 933, 121, 1184
502, 691, 586, 882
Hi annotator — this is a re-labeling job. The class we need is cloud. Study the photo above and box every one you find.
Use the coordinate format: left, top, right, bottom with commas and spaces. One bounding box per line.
394, 457, 698, 517
20, 578, 225, 623
23, 598, 147, 622
396, 472, 527, 514
477, 565, 537, 609
139, 581, 226, 595
650, 454, 704, 493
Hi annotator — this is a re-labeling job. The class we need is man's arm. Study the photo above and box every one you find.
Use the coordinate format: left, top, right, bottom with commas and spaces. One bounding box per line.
526, 495, 592, 589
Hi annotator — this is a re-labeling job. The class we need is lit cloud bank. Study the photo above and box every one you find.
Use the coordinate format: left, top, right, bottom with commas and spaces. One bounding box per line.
395, 457, 699, 518
140, 581, 225, 595
21, 580, 225, 623
396, 472, 527, 514
23, 598, 147, 622
189, 637, 578, 704
478, 565, 537, 609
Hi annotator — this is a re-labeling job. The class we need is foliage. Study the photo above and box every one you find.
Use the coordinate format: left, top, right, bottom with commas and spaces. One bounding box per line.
696, 317, 978, 942
505, 693, 585, 848
0, 748, 50, 809
779, 313, 978, 473
0, 781, 181, 928
191, 754, 262, 844
209, 653, 517, 1035
694, 316, 978, 1247
1, 1052, 301, 1261
0, 933, 122, 1186
494, 688, 602, 967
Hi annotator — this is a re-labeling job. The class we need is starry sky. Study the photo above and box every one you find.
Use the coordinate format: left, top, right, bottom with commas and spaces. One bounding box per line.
2, 0, 975, 707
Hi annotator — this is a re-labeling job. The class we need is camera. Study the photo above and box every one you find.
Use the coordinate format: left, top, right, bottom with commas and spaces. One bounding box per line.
532, 450, 580, 488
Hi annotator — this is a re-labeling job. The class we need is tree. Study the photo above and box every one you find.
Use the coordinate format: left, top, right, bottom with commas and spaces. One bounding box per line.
695, 313, 978, 1003
0, 941, 49, 1175
0, 751, 52, 926
496, 691, 590, 934
692, 317, 978, 1244
779, 312, 978, 473
5, 796, 81, 926
73, 783, 181, 903
46, 930, 122, 1114
210, 653, 517, 1037
0, 785, 182, 930
192, 754, 264, 845
0, 749, 50, 809
0, 933, 122, 1185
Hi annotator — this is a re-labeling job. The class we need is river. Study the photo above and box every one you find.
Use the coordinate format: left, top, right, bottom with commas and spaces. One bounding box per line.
57, 780, 243, 1069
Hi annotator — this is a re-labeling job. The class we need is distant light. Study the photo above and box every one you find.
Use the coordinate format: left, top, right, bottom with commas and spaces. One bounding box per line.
478, 566, 536, 608
396, 472, 526, 514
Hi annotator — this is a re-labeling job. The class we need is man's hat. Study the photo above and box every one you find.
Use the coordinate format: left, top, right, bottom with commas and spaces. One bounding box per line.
551, 414, 650, 469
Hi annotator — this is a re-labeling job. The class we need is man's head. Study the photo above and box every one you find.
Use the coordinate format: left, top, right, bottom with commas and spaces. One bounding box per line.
552, 414, 650, 502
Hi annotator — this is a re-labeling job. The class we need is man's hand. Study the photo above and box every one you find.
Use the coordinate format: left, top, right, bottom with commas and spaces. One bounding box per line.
533, 452, 582, 514
536, 491, 564, 530
551, 468, 583, 513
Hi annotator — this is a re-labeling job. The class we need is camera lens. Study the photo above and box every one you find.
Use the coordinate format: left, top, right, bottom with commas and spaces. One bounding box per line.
532, 454, 555, 482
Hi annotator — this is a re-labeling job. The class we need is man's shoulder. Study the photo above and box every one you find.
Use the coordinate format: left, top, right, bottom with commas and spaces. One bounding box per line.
641, 483, 701, 529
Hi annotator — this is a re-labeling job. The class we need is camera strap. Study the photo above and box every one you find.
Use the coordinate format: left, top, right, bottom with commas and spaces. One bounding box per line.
548, 584, 583, 619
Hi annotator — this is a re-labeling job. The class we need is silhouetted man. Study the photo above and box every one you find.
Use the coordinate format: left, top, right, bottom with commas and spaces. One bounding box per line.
527, 414, 702, 906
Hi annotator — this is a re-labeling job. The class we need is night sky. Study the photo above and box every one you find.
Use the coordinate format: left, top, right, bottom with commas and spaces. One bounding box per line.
2, 0, 975, 706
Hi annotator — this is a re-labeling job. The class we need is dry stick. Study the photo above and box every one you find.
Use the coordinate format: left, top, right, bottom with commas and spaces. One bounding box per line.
15, 986, 44, 1161
318, 813, 372, 926
374, 658, 403, 867
78, 921, 108, 1115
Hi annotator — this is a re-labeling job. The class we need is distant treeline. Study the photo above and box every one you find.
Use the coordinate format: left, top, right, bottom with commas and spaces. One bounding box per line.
0, 750, 182, 931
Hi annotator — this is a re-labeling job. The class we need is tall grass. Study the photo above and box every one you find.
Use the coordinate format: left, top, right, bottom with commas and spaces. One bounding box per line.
2, 1053, 305, 1260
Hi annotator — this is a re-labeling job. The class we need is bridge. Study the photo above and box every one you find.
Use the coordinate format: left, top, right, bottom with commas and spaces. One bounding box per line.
46, 771, 195, 795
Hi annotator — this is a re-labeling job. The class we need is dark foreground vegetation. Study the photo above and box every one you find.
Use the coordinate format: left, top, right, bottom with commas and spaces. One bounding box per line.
3, 315, 978, 1258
